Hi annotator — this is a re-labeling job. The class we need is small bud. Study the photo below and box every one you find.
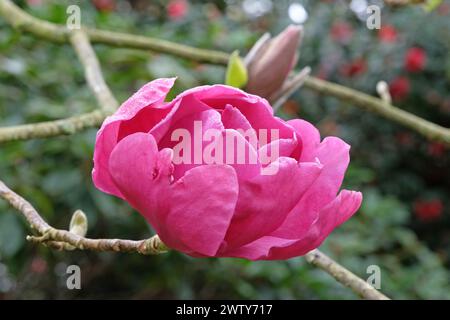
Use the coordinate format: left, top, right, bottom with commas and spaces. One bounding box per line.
69, 210, 88, 237
245, 25, 303, 101
376, 81, 392, 105
225, 50, 248, 89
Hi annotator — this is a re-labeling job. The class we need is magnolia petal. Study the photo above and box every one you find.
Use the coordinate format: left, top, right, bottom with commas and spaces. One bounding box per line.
223, 158, 322, 249
223, 190, 362, 260
167, 165, 239, 256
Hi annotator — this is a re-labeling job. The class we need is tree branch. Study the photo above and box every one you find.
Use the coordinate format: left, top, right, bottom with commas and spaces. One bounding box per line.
303, 76, 450, 145
305, 249, 390, 300
70, 30, 119, 113
0, 0, 229, 65
0, 179, 168, 255
0, 110, 106, 143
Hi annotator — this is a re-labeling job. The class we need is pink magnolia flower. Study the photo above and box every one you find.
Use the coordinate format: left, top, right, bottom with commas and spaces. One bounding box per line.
92, 78, 362, 260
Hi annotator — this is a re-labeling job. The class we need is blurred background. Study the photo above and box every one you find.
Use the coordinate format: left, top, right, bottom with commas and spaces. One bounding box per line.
0, 0, 449, 299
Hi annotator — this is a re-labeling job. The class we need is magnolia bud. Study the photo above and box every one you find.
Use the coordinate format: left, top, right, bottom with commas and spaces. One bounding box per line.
69, 210, 88, 237
245, 25, 303, 101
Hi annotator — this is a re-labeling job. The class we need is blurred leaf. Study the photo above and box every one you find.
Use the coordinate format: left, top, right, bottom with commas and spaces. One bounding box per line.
423, 0, 443, 12
0, 213, 25, 257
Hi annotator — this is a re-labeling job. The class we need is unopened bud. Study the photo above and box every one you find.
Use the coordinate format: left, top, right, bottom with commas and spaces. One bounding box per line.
245, 25, 303, 101
69, 210, 88, 237
376, 81, 392, 105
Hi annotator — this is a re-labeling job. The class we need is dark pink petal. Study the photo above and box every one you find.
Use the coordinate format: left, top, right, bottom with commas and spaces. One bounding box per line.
92, 78, 176, 198
287, 119, 320, 162
208, 129, 261, 181
176, 84, 297, 144
109, 132, 240, 256
167, 165, 239, 256
222, 158, 322, 249
272, 137, 351, 239
108, 132, 186, 250
305, 190, 363, 249
221, 104, 253, 133
149, 94, 211, 143
158, 108, 224, 179
258, 138, 298, 165
222, 190, 362, 260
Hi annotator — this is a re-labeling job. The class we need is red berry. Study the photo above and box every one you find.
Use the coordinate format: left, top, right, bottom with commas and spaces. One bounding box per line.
389, 76, 410, 101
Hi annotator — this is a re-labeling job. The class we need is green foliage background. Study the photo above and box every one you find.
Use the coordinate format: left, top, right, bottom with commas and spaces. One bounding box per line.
0, 0, 449, 299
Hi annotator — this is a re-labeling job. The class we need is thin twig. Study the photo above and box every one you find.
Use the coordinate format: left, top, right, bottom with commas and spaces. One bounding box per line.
0, 110, 106, 143
303, 76, 450, 145
0, 0, 229, 65
305, 249, 390, 300
70, 30, 119, 113
0, 179, 168, 255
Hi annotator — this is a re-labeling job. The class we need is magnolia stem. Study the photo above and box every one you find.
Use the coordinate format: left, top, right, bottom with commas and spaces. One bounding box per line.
303, 76, 450, 145
305, 249, 390, 300
0, 110, 106, 143
0, 0, 229, 65
70, 30, 119, 113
